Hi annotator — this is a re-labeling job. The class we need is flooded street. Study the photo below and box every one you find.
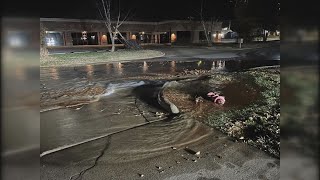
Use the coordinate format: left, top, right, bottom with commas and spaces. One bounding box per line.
41, 58, 279, 82
41, 58, 280, 180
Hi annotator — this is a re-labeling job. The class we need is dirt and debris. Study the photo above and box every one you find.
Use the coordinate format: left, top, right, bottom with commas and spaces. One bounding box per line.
159, 170, 165, 173
155, 112, 165, 118
206, 67, 280, 158
179, 69, 211, 76
162, 87, 225, 120
162, 67, 280, 158
41, 82, 107, 111
195, 96, 204, 104
171, 147, 177, 150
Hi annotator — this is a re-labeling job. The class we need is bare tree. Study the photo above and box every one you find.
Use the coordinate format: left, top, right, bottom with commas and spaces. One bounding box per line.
198, 0, 216, 47
199, 1, 212, 46
98, 0, 130, 52
209, 17, 219, 42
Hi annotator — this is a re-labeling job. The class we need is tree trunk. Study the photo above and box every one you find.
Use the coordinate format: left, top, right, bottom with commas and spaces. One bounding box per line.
203, 30, 212, 47
110, 33, 116, 52
205, 33, 212, 47
207, 39, 212, 47
202, 22, 212, 47
111, 38, 115, 52
263, 33, 268, 42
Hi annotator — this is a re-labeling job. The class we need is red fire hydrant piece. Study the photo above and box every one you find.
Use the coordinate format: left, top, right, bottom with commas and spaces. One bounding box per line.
207, 92, 225, 105
214, 96, 225, 105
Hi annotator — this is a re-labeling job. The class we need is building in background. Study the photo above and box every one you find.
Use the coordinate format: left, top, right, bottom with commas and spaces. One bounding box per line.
40, 18, 223, 47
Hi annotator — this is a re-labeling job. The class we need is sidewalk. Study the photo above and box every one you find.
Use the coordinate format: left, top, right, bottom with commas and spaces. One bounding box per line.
41, 50, 165, 67
170, 40, 279, 50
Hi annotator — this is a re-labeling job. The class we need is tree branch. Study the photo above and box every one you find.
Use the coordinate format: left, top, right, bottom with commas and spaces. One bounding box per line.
117, 9, 131, 28
116, 0, 121, 27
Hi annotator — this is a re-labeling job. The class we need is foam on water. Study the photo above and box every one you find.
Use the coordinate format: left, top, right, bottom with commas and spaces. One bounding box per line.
103, 81, 146, 96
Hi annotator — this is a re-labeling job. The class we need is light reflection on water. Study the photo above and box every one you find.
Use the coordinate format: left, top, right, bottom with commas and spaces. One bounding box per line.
49, 67, 59, 80
213, 60, 226, 70
143, 61, 148, 73
170, 60, 176, 74
113, 62, 123, 76
105, 63, 112, 75
41, 59, 279, 81
86, 65, 94, 79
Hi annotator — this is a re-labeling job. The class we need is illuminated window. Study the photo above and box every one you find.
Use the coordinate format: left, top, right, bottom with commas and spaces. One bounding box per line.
45, 31, 64, 46
81, 31, 87, 40
171, 33, 177, 42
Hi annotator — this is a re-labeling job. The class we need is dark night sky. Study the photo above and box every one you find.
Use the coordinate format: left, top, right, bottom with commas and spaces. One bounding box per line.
39, 0, 234, 21
2, 0, 282, 26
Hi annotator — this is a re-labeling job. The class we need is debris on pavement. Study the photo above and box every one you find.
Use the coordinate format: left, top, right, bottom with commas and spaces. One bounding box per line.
112, 109, 122, 115
75, 105, 84, 110
184, 147, 200, 156
159, 170, 164, 173
180, 69, 211, 76
155, 112, 165, 118
195, 96, 204, 104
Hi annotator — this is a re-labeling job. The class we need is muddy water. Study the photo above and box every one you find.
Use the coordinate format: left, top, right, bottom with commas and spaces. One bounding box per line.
161, 75, 262, 122
221, 80, 260, 108
102, 115, 213, 163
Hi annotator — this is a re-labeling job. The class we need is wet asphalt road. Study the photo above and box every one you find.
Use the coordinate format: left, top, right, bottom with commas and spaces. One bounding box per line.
40, 46, 280, 180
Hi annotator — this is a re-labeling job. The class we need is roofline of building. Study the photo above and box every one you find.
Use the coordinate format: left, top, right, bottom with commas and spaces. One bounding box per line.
40, 18, 220, 25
